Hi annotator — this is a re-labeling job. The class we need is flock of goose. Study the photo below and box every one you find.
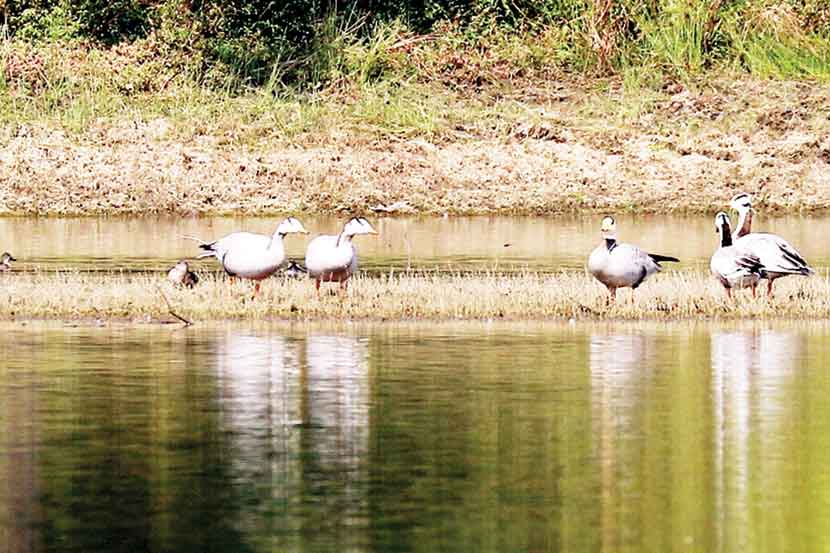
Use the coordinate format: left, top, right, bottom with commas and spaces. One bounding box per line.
175, 216, 379, 296
589, 192, 813, 301
0, 192, 815, 303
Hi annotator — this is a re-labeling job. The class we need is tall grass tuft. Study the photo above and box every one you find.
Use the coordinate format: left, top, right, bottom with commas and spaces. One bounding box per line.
725, 3, 830, 80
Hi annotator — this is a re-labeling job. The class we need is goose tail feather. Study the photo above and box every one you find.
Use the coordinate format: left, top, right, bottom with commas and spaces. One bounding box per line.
648, 253, 680, 264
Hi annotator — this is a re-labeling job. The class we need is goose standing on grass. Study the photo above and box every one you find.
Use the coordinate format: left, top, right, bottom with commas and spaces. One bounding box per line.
282, 260, 308, 279
0, 252, 15, 272
191, 216, 309, 296
587, 216, 679, 301
305, 217, 378, 294
168, 260, 199, 288
729, 193, 813, 297
710, 212, 765, 299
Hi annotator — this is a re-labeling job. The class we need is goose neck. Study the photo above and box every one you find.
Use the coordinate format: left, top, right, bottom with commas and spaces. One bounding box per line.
337, 232, 354, 247
735, 208, 752, 238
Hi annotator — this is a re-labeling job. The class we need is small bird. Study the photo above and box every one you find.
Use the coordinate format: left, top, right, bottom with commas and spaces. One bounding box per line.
729, 193, 813, 297
190, 216, 309, 297
587, 216, 679, 302
305, 217, 378, 295
168, 260, 199, 288
282, 260, 308, 279
0, 252, 16, 272
710, 212, 764, 299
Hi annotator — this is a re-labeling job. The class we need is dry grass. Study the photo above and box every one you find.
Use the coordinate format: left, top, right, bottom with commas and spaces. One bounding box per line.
1, 269, 828, 323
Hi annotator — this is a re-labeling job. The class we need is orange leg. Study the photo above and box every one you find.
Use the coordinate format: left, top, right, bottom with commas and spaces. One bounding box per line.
751, 285, 757, 299
726, 287, 733, 300
253, 281, 261, 298
315, 278, 321, 297
767, 280, 774, 298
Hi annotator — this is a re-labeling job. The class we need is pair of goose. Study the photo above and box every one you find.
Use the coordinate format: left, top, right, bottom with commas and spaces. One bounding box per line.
588, 193, 813, 300
181, 216, 378, 295
711, 193, 813, 298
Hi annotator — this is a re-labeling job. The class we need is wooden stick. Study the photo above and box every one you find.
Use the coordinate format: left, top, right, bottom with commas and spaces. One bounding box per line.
156, 286, 193, 327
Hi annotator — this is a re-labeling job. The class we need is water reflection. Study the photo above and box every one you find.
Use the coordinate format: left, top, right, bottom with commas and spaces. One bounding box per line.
711, 328, 805, 553
213, 331, 371, 551
1, 323, 830, 552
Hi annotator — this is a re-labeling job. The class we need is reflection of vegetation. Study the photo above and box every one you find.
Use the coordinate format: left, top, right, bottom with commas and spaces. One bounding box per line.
0, 330, 254, 552
3, 323, 830, 551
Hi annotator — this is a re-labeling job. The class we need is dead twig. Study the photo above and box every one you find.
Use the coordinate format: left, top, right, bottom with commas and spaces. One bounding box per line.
156, 285, 193, 327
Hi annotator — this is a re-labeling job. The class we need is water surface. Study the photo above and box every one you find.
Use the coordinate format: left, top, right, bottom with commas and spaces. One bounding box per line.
2, 321, 830, 552
1, 213, 827, 273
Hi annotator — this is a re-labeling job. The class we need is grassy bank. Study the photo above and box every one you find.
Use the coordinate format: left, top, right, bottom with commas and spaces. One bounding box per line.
1, 270, 828, 323
2, 6, 830, 217
2, 73, 829, 216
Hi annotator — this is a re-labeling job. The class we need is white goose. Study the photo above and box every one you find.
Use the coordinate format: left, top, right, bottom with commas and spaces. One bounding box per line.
305, 217, 378, 294
587, 216, 679, 301
729, 193, 813, 297
0, 252, 15, 272
193, 216, 308, 295
710, 212, 765, 299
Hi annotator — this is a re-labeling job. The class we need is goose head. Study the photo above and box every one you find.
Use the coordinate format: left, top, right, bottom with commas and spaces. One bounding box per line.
729, 193, 753, 214
1, 252, 16, 265
343, 217, 378, 237
276, 217, 309, 236
599, 216, 617, 240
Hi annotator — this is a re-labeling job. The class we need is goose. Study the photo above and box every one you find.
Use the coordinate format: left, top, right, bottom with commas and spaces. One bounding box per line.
191, 216, 308, 295
168, 260, 199, 288
0, 252, 15, 272
710, 212, 765, 299
587, 216, 679, 301
729, 193, 813, 297
282, 260, 308, 279
305, 217, 378, 294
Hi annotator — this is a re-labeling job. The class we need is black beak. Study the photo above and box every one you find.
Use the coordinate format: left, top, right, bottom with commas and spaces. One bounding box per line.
9, 256, 16, 262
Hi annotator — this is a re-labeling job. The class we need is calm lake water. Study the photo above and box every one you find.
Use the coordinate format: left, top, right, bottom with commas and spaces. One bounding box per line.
2, 321, 830, 553
1, 213, 827, 273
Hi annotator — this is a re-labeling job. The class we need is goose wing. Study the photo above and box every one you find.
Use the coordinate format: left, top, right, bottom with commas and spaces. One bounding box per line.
736, 233, 813, 275
711, 246, 765, 282
198, 232, 270, 259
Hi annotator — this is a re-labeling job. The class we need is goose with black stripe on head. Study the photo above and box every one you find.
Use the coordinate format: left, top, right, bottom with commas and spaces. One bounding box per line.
729, 193, 813, 298
587, 216, 679, 302
710, 211, 765, 299
305, 217, 378, 295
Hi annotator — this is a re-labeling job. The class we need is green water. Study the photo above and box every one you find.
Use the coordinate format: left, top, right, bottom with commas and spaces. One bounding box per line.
2, 321, 830, 552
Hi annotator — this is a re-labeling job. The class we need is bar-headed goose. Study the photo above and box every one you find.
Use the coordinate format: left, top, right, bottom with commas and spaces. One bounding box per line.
710, 212, 765, 299
168, 260, 199, 288
305, 217, 378, 294
282, 260, 308, 279
587, 216, 679, 301
729, 193, 813, 297
193, 216, 308, 295
0, 252, 15, 272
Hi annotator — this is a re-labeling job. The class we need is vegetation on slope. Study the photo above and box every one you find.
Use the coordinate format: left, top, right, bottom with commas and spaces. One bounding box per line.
1, 1, 829, 215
